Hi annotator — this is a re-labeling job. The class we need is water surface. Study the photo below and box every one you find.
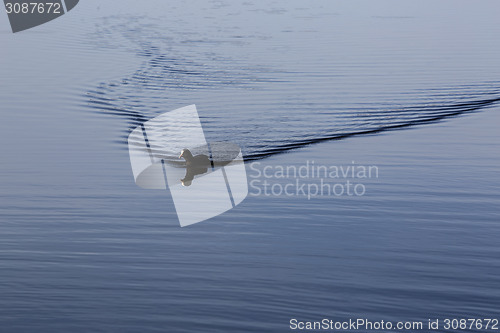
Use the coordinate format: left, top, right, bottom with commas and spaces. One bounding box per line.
0, 1, 499, 332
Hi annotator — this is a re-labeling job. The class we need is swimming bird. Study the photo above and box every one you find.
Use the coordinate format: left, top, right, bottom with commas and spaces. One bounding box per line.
179, 149, 211, 167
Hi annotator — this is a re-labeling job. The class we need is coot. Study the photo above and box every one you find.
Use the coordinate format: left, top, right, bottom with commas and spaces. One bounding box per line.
179, 149, 211, 167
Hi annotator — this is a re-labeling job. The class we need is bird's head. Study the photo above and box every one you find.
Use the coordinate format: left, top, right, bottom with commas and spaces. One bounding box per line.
179, 149, 193, 159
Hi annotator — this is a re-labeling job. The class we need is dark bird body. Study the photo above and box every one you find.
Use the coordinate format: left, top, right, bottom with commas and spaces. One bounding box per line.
179, 149, 211, 167
179, 149, 211, 186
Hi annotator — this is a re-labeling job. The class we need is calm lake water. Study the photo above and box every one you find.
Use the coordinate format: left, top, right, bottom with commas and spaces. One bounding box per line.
0, 1, 499, 332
